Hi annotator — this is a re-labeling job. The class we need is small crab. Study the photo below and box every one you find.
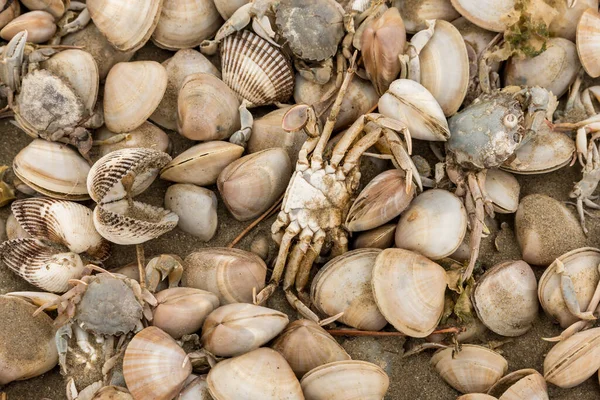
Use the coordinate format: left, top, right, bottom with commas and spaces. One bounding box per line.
445, 85, 556, 282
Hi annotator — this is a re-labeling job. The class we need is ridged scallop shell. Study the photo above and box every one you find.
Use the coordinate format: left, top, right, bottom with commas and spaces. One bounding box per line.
484, 169, 520, 214
431, 345, 508, 393
11, 198, 110, 260
372, 248, 446, 338
577, 8, 600, 78
487, 369, 548, 400
123, 326, 192, 400
300, 360, 390, 400
0, 238, 86, 293
221, 30, 294, 106
13, 140, 90, 201
207, 347, 303, 400
450, 0, 515, 32
87, 0, 164, 52
88, 148, 172, 204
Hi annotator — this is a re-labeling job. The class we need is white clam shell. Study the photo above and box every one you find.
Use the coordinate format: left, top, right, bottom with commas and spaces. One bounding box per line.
164, 184, 218, 241
0, 10, 55, 43
484, 169, 520, 214
450, 0, 514, 32
487, 369, 548, 400
577, 8, 600, 78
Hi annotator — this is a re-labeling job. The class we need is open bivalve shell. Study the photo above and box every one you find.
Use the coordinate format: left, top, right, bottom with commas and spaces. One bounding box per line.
123, 326, 192, 400
577, 8, 600, 78
301, 360, 389, 400
487, 369, 548, 400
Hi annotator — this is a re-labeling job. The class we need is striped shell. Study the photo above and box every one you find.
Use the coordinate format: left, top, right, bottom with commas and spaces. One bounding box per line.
0, 238, 86, 293
577, 8, 600, 78
123, 326, 192, 400
221, 30, 294, 106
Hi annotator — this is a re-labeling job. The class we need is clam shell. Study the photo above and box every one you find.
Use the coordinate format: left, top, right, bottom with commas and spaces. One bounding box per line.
164, 184, 218, 241
372, 248, 446, 337
431, 345, 508, 393
457, 395, 498, 400
450, 0, 514, 32
123, 326, 192, 400
221, 30, 294, 105
87, 0, 163, 52
487, 369, 548, 400
0, 10, 55, 43
392, 0, 460, 33
103, 61, 168, 133
13, 140, 90, 201
92, 386, 133, 400
213, 0, 250, 19
300, 360, 389, 400
94, 122, 170, 159
183, 247, 267, 304
0, 0, 20, 31
311, 249, 387, 331
179, 375, 212, 400
353, 224, 396, 249
577, 8, 600, 78
20, 0, 67, 19
484, 169, 520, 214
207, 347, 303, 400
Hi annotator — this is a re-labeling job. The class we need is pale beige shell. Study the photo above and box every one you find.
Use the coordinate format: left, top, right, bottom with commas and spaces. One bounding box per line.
549, 0, 598, 41
150, 49, 221, 130
472, 260, 538, 337
213, 0, 249, 19
13, 140, 90, 201
92, 386, 133, 400
544, 327, 600, 388
487, 369, 548, 400
87, 0, 163, 52
300, 360, 390, 400
177, 73, 240, 141
152, 0, 222, 50
392, 0, 460, 33
372, 248, 446, 338
577, 8, 600, 78
103, 61, 168, 133
201, 303, 289, 357
94, 122, 170, 159
457, 395, 497, 400
221, 30, 294, 105
0, 0, 20, 31
353, 224, 396, 249
20, 0, 67, 19
271, 319, 351, 378
207, 348, 303, 400
431, 345, 508, 394
484, 169, 520, 214
123, 326, 192, 400
452, 17, 497, 59
164, 184, 218, 241
182, 247, 267, 304
179, 375, 212, 400
218, 148, 292, 221
538, 247, 600, 328
152, 287, 219, 339
311, 249, 387, 331
0, 10, 55, 43
450, 0, 514, 32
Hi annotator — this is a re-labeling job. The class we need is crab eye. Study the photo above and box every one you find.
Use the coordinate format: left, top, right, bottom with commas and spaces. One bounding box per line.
503, 114, 519, 129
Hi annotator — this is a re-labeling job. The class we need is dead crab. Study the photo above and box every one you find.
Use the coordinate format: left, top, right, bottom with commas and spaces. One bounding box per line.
445, 85, 557, 282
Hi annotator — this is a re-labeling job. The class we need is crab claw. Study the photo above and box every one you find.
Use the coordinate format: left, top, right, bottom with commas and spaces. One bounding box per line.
0, 30, 27, 93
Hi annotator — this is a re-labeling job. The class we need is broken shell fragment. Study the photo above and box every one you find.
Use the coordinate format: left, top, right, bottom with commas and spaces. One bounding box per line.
164, 184, 218, 241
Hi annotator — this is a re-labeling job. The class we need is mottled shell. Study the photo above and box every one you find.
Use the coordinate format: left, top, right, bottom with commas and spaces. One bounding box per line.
123, 327, 192, 400
353, 224, 396, 249
392, 0, 460, 33
577, 8, 600, 78
301, 360, 390, 400
0, 10, 55, 43
450, 0, 514, 32
487, 369, 548, 400
207, 348, 303, 400
13, 140, 90, 201
94, 122, 170, 159
103, 61, 168, 133
201, 303, 289, 357
272, 320, 351, 378
221, 30, 294, 105
164, 184, 218, 241
484, 169, 520, 214
183, 247, 267, 304
87, 0, 163, 52
432, 345, 508, 393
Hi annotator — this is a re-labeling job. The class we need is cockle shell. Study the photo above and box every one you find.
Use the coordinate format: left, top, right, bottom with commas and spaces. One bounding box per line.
372, 248, 447, 338
0, 10, 55, 43
487, 369, 548, 400
164, 184, 218, 241
0, 0, 20, 31
577, 8, 600, 78
20, 0, 67, 19
392, 0, 460, 33
221, 30, 294, 106
450, 0, 514, 32
123, 326, 192, 400
484, 169, 520, 214
94, 122, 170, 159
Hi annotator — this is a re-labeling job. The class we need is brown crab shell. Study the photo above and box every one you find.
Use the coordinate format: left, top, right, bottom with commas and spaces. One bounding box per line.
221, 30, 294, 106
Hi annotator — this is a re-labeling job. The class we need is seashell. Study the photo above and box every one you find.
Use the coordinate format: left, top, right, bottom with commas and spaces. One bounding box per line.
505, 38, 580, 98
538, 247, 600, 328
346, 168, 415, 232
213, 0, 249, 19
103, 61, 168, 133
419, 20, 470, 116
452, 17, 498, 59
472, 260, 538, 337
20, 0, 67, 19
0, 10, 55, 43
177, 73, 240, 141
372, 248, 447, 337
0, 238, 86, 292
353, 224, 396, 249
150, 49, 220, 131
272, 319, 351, 378
0, 295, 57, 385
250, 234, 270, 261
94, 122, 170, 159
431, 345, 508, 393
152, 287, 219, 339
395, 189, 468, 260
487, 369, 548, 400
152, 0, 222, 50
515, 194, 586, 266
301, 360, 389, 400
207, 347, 303, 400
6, 213, 30, 240
123, 326, 192, 400
543, 327, 600, 388
183, 248, 267, 304
392, 0, 461, 33
160, 141, 243, 186
550, 0, 598, 41
179, 375, 212, 400
484, 169, 520, 214
0, 0, 20, 31
217, 148, 292, 221
378, 79, 450, 141
577, 8, 600, 78
201, 303, 289, 357
221, 30, 294, 106
458, 395, 498, 400
92, 386, 133, 400
449, 0, 515, 32
164, 184, 218, 241
11, 197, 110, 260
13, 140, 90, 201
311, 249, 387, 331
87, 0, 163, 52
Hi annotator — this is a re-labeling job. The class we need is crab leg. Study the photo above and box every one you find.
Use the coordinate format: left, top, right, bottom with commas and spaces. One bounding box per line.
229, 99, 254, 147
462, 174, 485, 282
